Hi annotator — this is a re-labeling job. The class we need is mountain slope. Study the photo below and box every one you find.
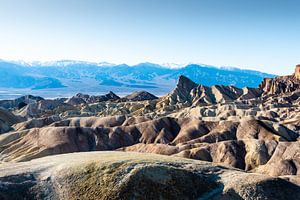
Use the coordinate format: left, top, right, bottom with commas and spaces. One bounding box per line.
0, 60, 275, 98
0, 61, 65, 89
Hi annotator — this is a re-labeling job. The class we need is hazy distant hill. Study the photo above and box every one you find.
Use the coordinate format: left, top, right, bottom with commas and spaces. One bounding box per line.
0, 60, 275, 98
0, 61, 65, 89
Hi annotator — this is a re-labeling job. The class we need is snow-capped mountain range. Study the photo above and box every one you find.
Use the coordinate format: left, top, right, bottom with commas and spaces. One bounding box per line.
0, 60, 275, 99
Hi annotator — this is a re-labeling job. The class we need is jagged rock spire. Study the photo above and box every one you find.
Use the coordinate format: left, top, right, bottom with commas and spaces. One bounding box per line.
170, 75, 198, 104
294, 65, 300, 80
176, 75, 198, 93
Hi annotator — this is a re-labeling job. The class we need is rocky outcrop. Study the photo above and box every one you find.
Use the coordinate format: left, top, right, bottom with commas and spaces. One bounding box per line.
65, 91, 120, 106
260, 76, 300, 95
156, 75, 264, 116
295, 65, 300, 80
0, 108, 23, 133
13, 115, 61, 131
0, 108, 21, 125
64, 95, 86, 106
158, 75, 198, 108
255, 141, 300, 177
240, 87, 262, 100
0, 95, 43, 110
17, 99, 74, 118
0, 121, 11, 134
124, 91, 158, 101
259, 65, 300, 95
0, 152, 299, 200
191, 85, 262, 106
170, 75, 198, 103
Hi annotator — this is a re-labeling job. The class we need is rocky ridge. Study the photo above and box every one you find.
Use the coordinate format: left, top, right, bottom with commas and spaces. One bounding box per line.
0, 108, 23, 133
65, 91, 120, 106
259, 65, 300, 95
123, 91, 158, 101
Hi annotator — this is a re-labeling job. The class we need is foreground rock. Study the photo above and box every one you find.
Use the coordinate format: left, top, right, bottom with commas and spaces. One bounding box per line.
0, 151, 299, 200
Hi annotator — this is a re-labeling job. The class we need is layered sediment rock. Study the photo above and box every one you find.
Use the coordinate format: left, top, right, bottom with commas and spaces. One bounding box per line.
259, 65, 300, 95
65, 91, 120, 106
0, 95, 43, 110
0, 108, 22, 133
0, 152, 299, 200
1, 115, 299, 186
295, 65, 300, 80
124, 91, 158, 101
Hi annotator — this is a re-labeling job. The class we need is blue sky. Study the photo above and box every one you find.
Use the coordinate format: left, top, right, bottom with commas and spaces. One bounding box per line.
0, 0, 299, 75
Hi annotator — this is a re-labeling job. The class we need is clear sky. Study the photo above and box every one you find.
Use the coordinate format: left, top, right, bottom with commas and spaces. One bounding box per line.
0, 0, 299, 75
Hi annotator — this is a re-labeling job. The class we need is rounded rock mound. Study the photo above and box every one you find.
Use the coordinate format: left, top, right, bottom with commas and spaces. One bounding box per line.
0, 152, 300, 200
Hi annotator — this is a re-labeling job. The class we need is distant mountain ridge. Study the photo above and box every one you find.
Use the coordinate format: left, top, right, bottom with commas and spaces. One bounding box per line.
0, 60, 275, 98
